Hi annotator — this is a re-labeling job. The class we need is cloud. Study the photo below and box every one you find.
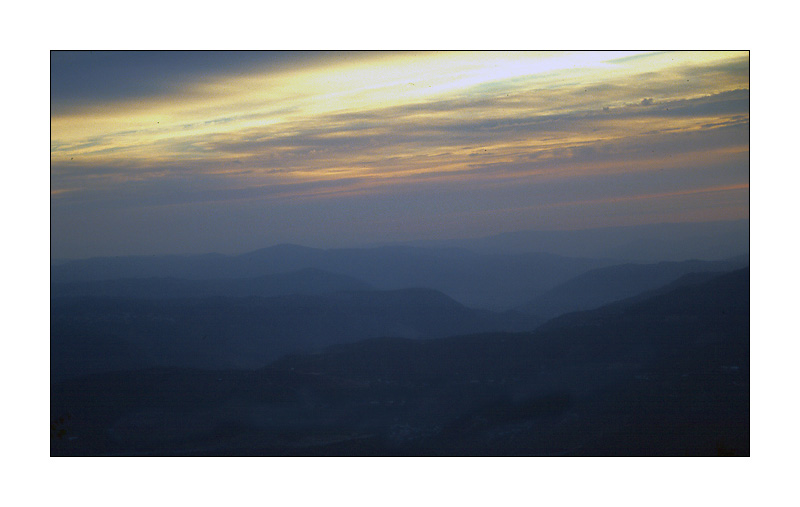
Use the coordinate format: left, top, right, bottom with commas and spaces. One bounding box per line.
50, 51, 750, 257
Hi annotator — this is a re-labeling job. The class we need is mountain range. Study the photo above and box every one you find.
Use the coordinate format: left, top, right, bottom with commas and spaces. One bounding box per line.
51, 251, 749, 383
518, 256, 749, 320
51, 285, 541, 381
51, 268, 749, 456
51, 244, 616, 310
50, 218, 750, 455
51, 219, 749, 310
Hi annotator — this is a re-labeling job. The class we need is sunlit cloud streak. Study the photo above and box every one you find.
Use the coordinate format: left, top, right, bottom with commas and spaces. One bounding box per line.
51, 51, 749, 257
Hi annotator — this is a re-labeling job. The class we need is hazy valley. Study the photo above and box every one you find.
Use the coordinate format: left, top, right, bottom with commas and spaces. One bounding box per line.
51, 220, 749, 456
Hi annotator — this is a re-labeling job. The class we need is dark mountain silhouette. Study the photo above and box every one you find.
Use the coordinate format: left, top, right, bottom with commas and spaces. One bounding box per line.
518, 256, 749, 320
51, 268, 374, 299
51, 245, 617, 310
51, 288, 542, 381
52, 268, 748, 456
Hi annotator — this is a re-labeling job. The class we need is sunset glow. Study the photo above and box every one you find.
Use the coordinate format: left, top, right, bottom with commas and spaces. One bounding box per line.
51, 51, 749, 258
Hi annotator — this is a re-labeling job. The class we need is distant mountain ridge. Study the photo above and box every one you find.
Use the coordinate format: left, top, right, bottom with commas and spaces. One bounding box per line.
51, 219, 748, 309
51, 244, 618, 310
400, 219, 749, 261
518, 256, 749, 320
51, 268, 374, 299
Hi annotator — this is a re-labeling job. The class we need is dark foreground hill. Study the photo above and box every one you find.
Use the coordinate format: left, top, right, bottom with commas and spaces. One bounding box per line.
51, 288, 541, 382
51, 268, 749, 456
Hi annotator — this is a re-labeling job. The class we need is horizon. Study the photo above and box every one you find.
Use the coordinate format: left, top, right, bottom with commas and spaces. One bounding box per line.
50, 216, 749, 262
51, 51, 749, 259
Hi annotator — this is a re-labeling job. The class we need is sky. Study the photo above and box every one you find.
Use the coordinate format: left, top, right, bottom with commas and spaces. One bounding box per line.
50, 50, 749, 259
